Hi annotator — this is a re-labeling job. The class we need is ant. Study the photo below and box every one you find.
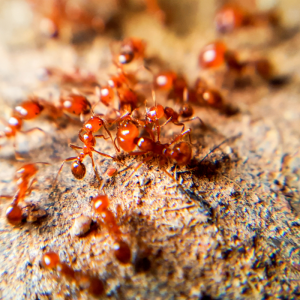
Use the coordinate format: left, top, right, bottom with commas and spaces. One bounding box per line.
0, 162, 49, 225
42, 67, 98, 89
92, 194, 131, 264
215, 3, 279, 34
199, 41, 274, 82
0, 97, 46, 159
56, 114, 121, 184
41, 251, 104, 297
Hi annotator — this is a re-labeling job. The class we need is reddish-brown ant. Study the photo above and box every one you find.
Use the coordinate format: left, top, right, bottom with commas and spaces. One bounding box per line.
1, 162, 49, 225
215, 4, 279, 34
92, 194, 131, 264
0, 98, 46, 159
41, 251, 104, 297
199, 41, 274, 83
56, 114, 120, 184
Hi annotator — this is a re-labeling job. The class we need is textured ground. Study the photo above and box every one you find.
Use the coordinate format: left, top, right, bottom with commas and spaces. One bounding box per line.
0, 1, 300, 299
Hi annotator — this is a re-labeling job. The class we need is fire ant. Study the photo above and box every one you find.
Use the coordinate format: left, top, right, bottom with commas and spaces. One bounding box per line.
56, 114, 121, 184
0, 162, 49, 225
41, 67, 98, 89
215, 3, 279, 34
0, 97, 46, 159
92, 194, 131, 264
199, 41, 274, 82
41, 251, 104, 297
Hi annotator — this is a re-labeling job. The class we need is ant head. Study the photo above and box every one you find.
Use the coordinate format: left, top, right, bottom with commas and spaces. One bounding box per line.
163, 107, 176, 119
147, 104, 164, 121
93, 194, 109, 213
84, 116, 104, 133
99, 86, 114, 106
15, 163, 38, 181
71, 161, 86, 180
154, 71, 177, 91
41, 252, 60, 269
199, 41, 227, 69
215, 5, 245, 34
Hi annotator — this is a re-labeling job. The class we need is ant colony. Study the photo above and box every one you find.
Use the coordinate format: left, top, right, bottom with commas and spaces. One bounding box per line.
0, 1, 280, 298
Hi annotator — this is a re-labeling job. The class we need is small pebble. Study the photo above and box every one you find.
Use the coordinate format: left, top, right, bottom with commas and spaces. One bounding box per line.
70, 215, 92, 237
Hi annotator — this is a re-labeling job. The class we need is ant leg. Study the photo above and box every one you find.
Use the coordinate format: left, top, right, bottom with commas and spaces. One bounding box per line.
103, 123, 120, 152
125, 155, 152, 183
25, 178, 38, 196
160, 117, 172, 128
0, 195, 12, 200
169, 128, 193, 146
70, 144, 83, 153
92, 148, 127, 167
89, 153, 102, 185
21, 127, 46, 136
94, 134, 110, 140
54, 156, 77, 185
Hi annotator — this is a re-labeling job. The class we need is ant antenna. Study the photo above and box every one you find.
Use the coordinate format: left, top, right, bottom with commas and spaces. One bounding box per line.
199, 133, 242, 164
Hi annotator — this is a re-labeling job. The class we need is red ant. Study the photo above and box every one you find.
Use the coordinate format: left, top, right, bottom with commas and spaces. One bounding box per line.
199, 41, 274, 82
56, 114, 120, 184
0, 162, 49, 225
0, 97, 46, 159
42, 67, 98, 89
92, 194, 131, 264
215, 3, 279, 34
41, 251, 104, 297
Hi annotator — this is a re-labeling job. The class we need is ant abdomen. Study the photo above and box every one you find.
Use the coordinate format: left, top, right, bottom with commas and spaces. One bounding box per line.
6, 204, 23, 225
71, 161, 86, 180
113, 240, 131, 264
14, 100, 44, 120
117, 122, 139, 152
179, 104, 194, 118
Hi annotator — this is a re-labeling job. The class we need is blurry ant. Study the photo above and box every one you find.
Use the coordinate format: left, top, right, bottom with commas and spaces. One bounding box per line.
41, 67, 98, 89
0, 97, 46, 159
92, 194, 131, 264
41, 251, 104, 297
215, 3, 279, 34
199, 41, 274, 82
0, 162, 49, 225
